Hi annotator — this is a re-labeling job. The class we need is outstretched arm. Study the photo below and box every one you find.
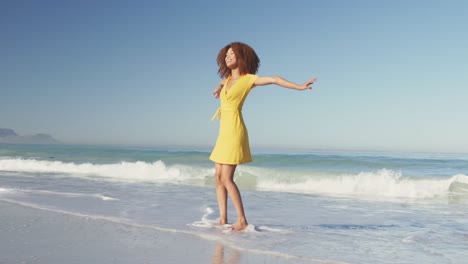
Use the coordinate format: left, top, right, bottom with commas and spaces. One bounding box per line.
254, 76, 317, 90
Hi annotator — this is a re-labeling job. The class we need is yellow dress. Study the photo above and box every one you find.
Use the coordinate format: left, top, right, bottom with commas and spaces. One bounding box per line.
210, 74, 257, 165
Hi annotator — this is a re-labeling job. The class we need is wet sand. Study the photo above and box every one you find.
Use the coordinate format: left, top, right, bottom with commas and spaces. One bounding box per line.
0, 200, 321, 264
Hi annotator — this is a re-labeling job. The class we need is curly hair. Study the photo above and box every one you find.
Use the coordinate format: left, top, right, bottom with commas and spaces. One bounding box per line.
217, 42, 260, 79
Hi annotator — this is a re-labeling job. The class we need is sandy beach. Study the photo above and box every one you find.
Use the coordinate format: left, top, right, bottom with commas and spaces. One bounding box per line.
0, 200, 331, 264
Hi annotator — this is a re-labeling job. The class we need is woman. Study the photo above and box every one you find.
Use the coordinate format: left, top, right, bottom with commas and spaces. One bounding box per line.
210, 42, 317, 231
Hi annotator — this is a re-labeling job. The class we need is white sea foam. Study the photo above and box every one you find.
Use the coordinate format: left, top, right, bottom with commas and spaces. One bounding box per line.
0, 187, 15, 194
257, 169, 468, 199
2, 158, 467, 200
455, 174, 468, 184
190, 207, 294, 235
99, 195, 118, 201
256, 225, 294, 234
24, 189, 119, 201
0, 187, 120, 204
190, 207, 220, 228
0, 158, 209, 183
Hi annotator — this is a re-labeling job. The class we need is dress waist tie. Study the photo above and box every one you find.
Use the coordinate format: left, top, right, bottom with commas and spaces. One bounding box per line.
210, 107, 239, 122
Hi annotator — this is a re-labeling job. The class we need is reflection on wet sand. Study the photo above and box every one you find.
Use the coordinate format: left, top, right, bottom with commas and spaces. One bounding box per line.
212, 243, 240, 264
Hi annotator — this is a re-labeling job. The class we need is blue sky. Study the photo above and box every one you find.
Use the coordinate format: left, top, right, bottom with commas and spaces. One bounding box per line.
1, 0, 467, 153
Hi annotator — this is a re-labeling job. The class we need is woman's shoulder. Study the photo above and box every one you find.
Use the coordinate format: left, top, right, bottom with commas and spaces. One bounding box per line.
243, 73, 258, 80
241, 74, 258, 88
219, 78, 227, 85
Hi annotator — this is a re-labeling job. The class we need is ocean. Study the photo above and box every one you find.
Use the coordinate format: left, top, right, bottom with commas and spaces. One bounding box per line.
1, 143, 467, 263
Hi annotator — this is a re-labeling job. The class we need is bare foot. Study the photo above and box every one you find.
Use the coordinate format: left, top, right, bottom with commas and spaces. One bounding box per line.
218, 218, 227, 225
230, 221, 248, 231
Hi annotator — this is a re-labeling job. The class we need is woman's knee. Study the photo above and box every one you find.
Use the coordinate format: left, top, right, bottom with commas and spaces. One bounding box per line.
215, 163, 224, 185
215, 163, 236, 186
215, 173, 224, 186
221, 165, 237, 185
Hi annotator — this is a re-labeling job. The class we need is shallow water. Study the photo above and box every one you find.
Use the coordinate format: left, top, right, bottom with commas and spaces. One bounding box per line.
1, 143, 468, 263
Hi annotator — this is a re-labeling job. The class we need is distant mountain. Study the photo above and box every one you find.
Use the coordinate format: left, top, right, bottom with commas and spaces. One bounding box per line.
0, 128, 59, 144
0, 128, 17, 137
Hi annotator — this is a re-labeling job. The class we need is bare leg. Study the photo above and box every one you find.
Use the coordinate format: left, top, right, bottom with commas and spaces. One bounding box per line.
215, 163, 227, 225
220, 164, 248, 231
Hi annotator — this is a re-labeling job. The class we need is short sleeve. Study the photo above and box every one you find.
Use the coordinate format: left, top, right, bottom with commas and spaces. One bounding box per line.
247, 74, 258, 90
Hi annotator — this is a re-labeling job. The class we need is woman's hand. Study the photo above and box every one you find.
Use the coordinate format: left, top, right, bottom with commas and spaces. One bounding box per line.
298, 77, 317, 90
212, 87, 222, 99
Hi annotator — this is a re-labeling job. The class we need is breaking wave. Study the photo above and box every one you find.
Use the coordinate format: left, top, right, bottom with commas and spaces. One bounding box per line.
1, 158, 467, 199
